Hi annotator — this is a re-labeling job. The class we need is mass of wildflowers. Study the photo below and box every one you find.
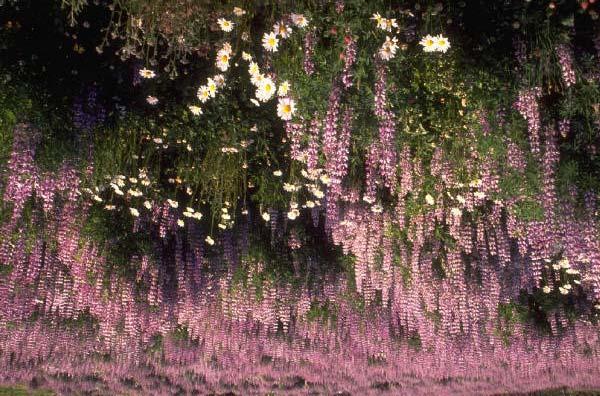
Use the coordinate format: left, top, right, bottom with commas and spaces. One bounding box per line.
1, 1, 600, 395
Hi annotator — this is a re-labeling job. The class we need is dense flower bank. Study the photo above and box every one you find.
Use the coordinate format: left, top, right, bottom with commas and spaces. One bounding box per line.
1, 0, 600, 394
1, 123, 600, 395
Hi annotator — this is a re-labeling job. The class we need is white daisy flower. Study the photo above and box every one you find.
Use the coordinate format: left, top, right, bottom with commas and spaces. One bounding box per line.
277, 97, 296, 120
233, 7, 246, 16
217, 18, 234, 32
419, 35, 437, 52
262, 32, 279, 52
434, 34, 450, 53
274, 22, 292, 38
256, 77, 276, 102
248, 61, 260, 76
177, 219, 185, 227
130, 207, 140, 217
146, 96, 158, 105
139, 68, 156, 78
167, 199, 179, 208
542, 285, 551, 293
216, 49, 231, 71
213, 74, 226, 87
278, 80, 290, 97
262, 212, 270, 222
379, 36, 399, 61
287, 209, 300, 220
143, 200, 152, 209
206, 78, 218, 97
242, 51, 253, 61
291, 13, 309, 28
197, 86, 210, 102
189, 105, 203, 115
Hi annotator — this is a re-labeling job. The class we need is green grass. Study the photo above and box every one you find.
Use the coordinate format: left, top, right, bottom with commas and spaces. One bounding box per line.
0, 386, 54, 396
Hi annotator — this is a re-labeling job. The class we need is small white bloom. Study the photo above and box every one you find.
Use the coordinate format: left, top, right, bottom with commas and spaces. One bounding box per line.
558, 286, 569, 295
139, 68, 156, 78
319, 174, 331, 185
450, 207, 462, 217
206, 78, 218, 97
312, 189, 324, 199
419, 35, 437, 52
233, 7, 246, 16
278, 80, 290, 97
542, 285, 551, 294
177, 219, 185, 227
379, 36, 399, 61
277, 97, 296, 120
143, 201, 152, 209
248, 61, 260, 77
291, 13, 309, 28
129, 207, 140, 217
363, 195, 376, 204
217, 18, 234, 32
216, 49, 231, 71
205, 236, 215, 245
242, 51, 252, 61
262, 32, 279, 52
146, 96, 158, 105
262, 212, 270, 222
425, 194, 435, 205
256, 77, 276, 102
274, 22, 292, 38
167, 199, 179, 208
273, 170, 283, 177
287, 209, 300, 220
434, 34, 451, 53
197, 86, 211, 103
371, 204, 383, 213
474, 191, 486, 199
213, 74, 226, 87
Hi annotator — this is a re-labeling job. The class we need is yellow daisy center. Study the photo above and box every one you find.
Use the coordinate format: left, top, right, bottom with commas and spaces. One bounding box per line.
283, 104, 291, 113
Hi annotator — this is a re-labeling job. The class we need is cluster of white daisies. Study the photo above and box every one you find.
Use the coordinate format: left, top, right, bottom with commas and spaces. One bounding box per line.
418, 34, 451, 53
243, 55, 296, 120
261, 13, 309, 52
371, 13, 400, 61
194, 73, 226, 113
261, 167, 331, 222
371, 12, 451, 59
